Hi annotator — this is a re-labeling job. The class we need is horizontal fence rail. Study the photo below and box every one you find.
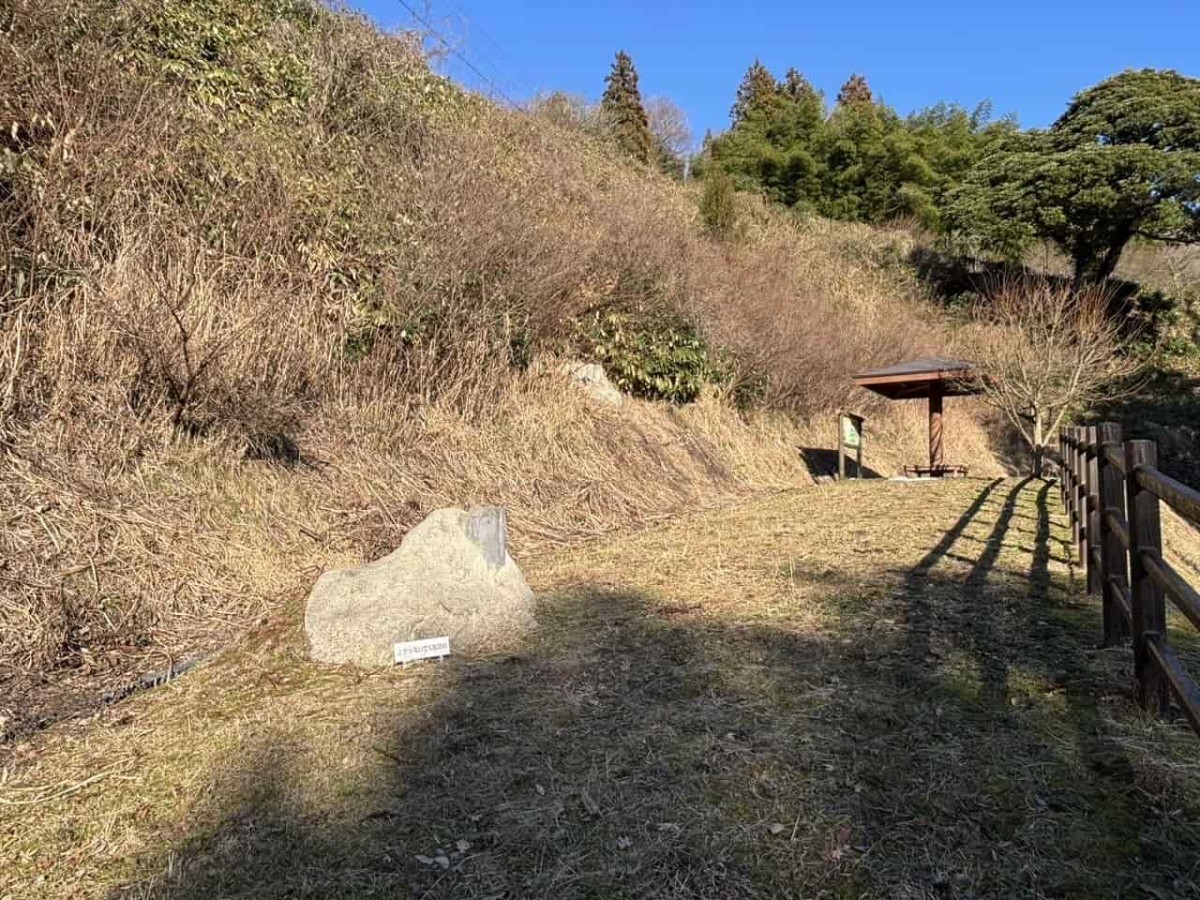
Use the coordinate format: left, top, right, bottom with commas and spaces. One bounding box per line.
1061, 423, 1200, 736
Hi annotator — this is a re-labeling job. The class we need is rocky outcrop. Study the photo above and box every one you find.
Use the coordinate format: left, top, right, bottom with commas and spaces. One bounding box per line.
558, 361, 623, 405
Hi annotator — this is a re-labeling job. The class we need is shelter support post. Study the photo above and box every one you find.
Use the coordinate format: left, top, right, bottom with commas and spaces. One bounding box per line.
928, 386, 944, 469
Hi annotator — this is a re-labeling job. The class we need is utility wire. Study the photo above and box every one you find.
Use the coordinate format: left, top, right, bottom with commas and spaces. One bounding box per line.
438, 0, 538, 100
393, 0, 521, 108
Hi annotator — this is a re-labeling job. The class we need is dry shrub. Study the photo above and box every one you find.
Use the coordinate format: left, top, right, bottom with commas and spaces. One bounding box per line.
0, 378, 816, 676
961, 279, 1143, 474
0, 0, 997, 684
690, 215, 945, 413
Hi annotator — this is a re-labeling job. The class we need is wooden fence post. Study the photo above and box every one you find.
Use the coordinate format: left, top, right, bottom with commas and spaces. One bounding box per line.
1059, 427, 1068, 513
1075, 427, 1089, 569
1085, 425, 1102, 597
1098, 422, 1128, 646
1125, 439, 1170, 716
1066, 428, 1079, 558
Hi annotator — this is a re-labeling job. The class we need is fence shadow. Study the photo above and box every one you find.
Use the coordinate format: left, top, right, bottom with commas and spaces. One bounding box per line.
121, 482, 1200, 899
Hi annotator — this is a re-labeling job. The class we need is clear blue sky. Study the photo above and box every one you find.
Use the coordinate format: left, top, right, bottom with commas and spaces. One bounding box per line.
357, 1, 1198, 147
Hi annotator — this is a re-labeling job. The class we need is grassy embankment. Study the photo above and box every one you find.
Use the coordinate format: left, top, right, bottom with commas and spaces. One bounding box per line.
4, 4, 1200, 897
0, 0, 1002, 714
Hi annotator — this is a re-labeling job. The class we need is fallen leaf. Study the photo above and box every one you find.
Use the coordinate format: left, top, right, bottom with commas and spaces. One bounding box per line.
580, 789, 601, 816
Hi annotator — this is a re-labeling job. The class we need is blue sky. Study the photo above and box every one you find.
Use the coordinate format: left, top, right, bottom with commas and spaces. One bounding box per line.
357, 1, 1198, 147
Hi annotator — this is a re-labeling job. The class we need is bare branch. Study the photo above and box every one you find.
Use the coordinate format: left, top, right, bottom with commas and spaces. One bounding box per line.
961, 278, 1144, 475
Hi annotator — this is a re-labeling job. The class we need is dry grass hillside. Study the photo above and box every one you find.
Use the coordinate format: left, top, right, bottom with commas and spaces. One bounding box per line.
0, 0, 1002, 729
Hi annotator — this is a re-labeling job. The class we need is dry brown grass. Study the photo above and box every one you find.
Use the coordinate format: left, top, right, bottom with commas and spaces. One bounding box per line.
3, 479, 1199, 898
0, 0, 999, 716
0, 374, 996, 705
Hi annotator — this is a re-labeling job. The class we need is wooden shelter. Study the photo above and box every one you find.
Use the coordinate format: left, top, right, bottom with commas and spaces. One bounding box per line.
852, 357, 978, 476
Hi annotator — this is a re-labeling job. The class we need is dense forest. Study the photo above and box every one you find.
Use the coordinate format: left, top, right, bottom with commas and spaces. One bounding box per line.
551, 54, 1200, 290
696, 63, 1012, 232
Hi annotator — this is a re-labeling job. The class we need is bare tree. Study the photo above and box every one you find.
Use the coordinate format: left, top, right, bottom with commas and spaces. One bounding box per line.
644, 95, 692, 164
963, 280, 1143, 477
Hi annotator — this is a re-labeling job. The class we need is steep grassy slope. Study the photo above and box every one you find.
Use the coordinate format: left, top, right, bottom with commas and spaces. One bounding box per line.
0, 1, 1001, 719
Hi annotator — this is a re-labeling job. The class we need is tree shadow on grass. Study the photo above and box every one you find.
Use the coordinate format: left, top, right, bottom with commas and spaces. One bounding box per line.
126, 590, 839, 899
124, 483, 1200, 899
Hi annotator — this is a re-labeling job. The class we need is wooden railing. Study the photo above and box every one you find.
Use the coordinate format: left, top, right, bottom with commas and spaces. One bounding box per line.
1060, 424, 1200, 736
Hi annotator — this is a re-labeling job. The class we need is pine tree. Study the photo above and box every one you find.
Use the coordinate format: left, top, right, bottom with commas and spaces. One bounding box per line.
836, 74, 873, 107
782, 67, 817, 102
600, 51, 655, 164
948, 69, 1200, 284
730, 60, 779, 124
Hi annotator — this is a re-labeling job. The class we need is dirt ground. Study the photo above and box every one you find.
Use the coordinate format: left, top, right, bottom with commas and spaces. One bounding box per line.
2, 478, 1200, 899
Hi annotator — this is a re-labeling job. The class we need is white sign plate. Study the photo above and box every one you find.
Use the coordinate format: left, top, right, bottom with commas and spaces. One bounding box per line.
393, 636, 451, 665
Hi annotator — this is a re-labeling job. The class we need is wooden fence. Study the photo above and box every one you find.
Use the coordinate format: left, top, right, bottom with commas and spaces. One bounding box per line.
1060, 424, 1200, 736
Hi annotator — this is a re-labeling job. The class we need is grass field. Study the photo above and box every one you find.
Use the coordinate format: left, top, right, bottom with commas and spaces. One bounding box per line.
3, 478, 1200, 899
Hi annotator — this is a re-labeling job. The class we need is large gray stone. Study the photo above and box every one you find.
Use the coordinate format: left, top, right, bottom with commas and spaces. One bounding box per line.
304, 507, 535, 667
558, 361, 623, 405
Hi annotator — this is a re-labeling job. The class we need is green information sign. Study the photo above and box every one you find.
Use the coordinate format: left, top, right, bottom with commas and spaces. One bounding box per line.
841, 416, 861, 449
838, 413, 865, 480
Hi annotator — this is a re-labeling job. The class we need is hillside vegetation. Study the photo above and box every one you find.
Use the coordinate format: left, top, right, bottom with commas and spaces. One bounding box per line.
5, 6, 1200, 898
0, 1, 1002, 715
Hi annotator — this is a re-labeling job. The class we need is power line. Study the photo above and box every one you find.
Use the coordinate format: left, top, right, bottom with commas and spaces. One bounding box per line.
438, 11, 532, 103
393, 0, 521, 108
438, 1, 538, 100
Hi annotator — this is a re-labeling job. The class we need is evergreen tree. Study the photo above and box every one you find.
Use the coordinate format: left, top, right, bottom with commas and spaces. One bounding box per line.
782, 67, 818, 103
820, 99, 1005, 228
903, 101, 1013, 226
699, 171, 738, 238
708, 61, 1001, 228
820, 99, 890, 220
773, 69, 825, 147
836, 74, 873, 107
730, 60, 780, 124
600, 50, 655, 164
708, 61, 827, 207
948, 69, 1200, 284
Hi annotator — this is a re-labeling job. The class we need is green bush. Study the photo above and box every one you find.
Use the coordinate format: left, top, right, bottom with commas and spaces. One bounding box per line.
584, 310, 722, 404
699, 172, 738, 238
123, 0, 316, 119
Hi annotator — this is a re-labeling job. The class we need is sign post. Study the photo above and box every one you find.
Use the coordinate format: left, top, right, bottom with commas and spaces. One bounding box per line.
838, 412, 864, 480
